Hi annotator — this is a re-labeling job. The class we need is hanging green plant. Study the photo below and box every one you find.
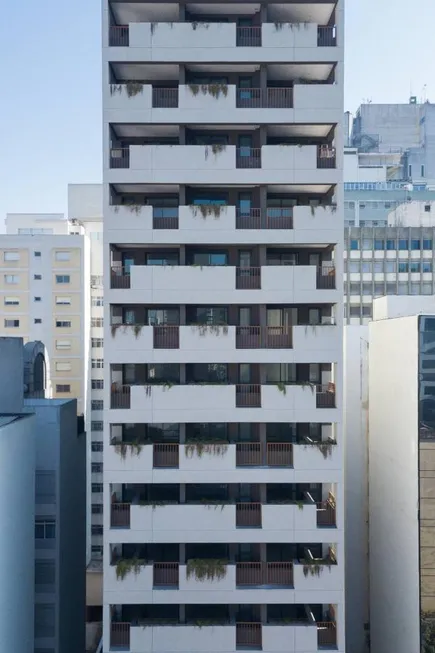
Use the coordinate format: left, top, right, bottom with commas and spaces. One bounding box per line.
190, 324, 229, 336
126, 82, 144, 98
111, 324, 121, 337
110, 84, 123, 95
185, 441, 229, 458
188, 84, 200, 96
144, 385, 152, 397
190, 204, 225, 219
276, 382, 287, 395
125, 204, 143, 214
302, 556, 333, 577
115, 557, 144, 580
133, 324, 143, 339
113, 440, 143, 460
310, 204, 316, 216
186, 558, 228, 581
296, 500, 305, 510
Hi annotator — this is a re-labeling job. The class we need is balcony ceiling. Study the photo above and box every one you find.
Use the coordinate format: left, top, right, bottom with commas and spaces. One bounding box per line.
111, 122, 331, 139
112, 182, 332, 195
112, 62, 334, 83
111, 2, 334, 25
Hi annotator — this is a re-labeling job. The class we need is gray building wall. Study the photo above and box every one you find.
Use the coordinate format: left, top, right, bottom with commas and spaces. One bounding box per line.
26, 398, 86, 653
0, 338, 25, 413
351, 103, 423, 152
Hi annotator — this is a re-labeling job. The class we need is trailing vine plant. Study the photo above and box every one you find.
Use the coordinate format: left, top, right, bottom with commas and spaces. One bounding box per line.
190, 204, 225, 219
276, 382, 287, 395
185, 442, 229, 458
186, 558, 228, 581
126, 82, 144, 97
113, 440, 143, 460
188, 84, 228, 99
190, 324, 229, 336
115, 557, 144, 580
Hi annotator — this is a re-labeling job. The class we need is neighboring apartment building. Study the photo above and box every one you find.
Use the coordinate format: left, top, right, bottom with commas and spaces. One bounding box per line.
368, 297, 435, 653
0, 337, 86, 653
103, 2, 345, 653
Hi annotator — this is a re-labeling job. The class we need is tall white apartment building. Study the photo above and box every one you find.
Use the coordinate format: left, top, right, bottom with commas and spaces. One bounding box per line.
103, 2, 345, 653
1, 185, 105, 574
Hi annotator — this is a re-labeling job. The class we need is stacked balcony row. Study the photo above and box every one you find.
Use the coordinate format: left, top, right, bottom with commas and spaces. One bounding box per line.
107, 22, 336, 50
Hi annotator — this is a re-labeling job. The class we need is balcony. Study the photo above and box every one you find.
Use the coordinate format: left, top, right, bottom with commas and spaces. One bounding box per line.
236, 88, 293, 108
107, 22, 338, 58
235, 326, 292, 349
108, 620, 337, 652
236, 562, 293, 587
235, 208, 293, 230
236, 443, 293, 467
109, 265, 338, 305
109, 499, 336, 535
107, 145, 338, 185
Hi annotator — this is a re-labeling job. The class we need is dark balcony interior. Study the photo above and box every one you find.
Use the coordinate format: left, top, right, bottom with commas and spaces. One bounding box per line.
111, 482, 327, 506
109, 184, 338, 215
110, 421, 335, 446
110, 244, 336, 276
110, 304, 335, 327
110, 362, 334, 387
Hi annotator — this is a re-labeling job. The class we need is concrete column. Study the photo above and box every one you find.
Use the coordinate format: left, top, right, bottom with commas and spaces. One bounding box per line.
179, 127, 186, 146
179, 244, 186, 265
179, 305, 186, 326
260, 543, 267, 563
179, 605, 186, 624
180, 484, 186, 504
180, 363, 186, 384
179, 423, 186, 444
260, 64, 267, 91
179, 543, 186, 564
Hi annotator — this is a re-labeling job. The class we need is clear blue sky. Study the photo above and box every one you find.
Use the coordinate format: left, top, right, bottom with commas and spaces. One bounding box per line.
0, 0, 433, 222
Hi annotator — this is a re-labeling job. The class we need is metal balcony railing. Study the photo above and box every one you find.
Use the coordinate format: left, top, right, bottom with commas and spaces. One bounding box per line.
153, 562, 179, 587
109, 25, 129, 46
317, 26, 337, 46
236, 623, 262, 648
236, 26, 262, 47
235, 208, 293, 230
152, 213, 179, 230
153, 325, 180, 349
153, 443, 179, 468
317, 622, 337, 647
110, 623, 130, 649
236, 267, 261, 289
111, 385, 131, 409
316, 494, 336, 527
236, 561, 293, 586
235, 326, 292, 349
236, 502, 262, 527
236, 384, 261, 408
317, 145, 336, 168
110, 147, 130, 169
316, 383, 336, 408
236, 148, 262, 168
110, 503, 131, 528
152, 87, 179, 108
236, 87, 293, 108
236, 442, 293, 467
110, 267, 130, 289
317, 266, 336, 289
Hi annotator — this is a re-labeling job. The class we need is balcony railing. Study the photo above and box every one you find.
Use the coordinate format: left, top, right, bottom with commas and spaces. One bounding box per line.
317, 266, 336, 289
109, 25, 129, 46
236, 562, 293, 587
317, 26, 337, 46
236, 26, 262, 47
236, 622, 262, 648
111, 385, 131, 409
317, 146, 336, 168
152, 213, 179, 230
153, 562, 179, 587
236, 148, 262, 168
316, 495, 336, 527
110, 147, 130, 169
236, 267, 261, 289
236, 502, 262, 527
236, 443, 293, 467
152, 87, 179, 108
153, 325, 180, 349
111, 503, 131, 528
236, 208, 293, 230
236, 87, 293, 108
236, 326, 292, 349
317, 622, 337, 647
153, 443, 179, 468
236, 384, 261, 408
111, 267, 130, 289
110, 623, 130, 649
316, 383, 336, 408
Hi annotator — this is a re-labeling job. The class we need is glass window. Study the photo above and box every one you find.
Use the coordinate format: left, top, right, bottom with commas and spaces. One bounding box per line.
56, 384, 70, 393
56, 296, 71, 305
348, 262, 360, 273
411, 239, 421, 250
4, 319, 19, 327
411, 283, 420, 295
385, 261, 396, 273
362, 282, 372, 295
373, 261, 383, 273
374, 283, 385, 297
4, 251, 19, 261
398, 283, 408, 295
146, 252, 179, 266
191, 251, 228, 266
190, 307, 227, 325
35, 519, 55, 540
5, 274, 19, 284
398, 239, 409, 250
56, 340, 71, 350
386, 239, 396, 250
187, 363, 228, 384
423, 239, 433, 250
55, 251, 70, 261
349, 306, 361, 317
410, 261, 420, 273
4, 296, 19, 305
349, 283, 360, 294
398, 262, 409, 273
362, 239, 372, 250
350, 239, 359, 250
386, 283, 397, 294
362, 305, 372, 317
362, 262, 371, 273
423, 261, 433, 273
423, 283, 433, 295
374, 239, 385, 250
56, 275, 70, 284
55, 320, 71, 327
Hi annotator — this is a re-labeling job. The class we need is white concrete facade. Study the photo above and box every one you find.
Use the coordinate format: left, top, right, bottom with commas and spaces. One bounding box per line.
103, 1, 345, 652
